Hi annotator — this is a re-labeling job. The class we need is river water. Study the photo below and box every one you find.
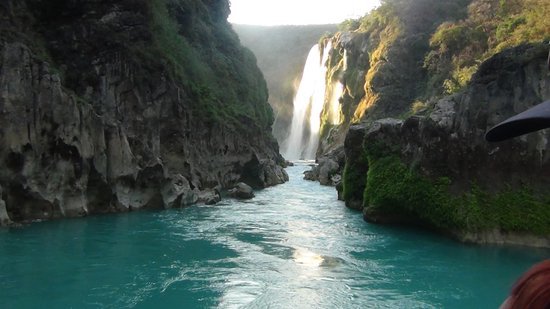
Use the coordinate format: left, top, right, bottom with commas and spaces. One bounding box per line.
0, 162, 548, 308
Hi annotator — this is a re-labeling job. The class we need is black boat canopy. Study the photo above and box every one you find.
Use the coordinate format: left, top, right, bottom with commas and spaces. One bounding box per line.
485, 100, 550, 142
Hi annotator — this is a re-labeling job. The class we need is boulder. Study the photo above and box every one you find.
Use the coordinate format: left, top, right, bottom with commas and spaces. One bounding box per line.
303, 167, 318, 181
259, 159, 289, 187
197, 188, 221, 205
317, 158, 340, 185
303, 147, 345, 186
161, 174, 198, 208
228, 182, 255, 199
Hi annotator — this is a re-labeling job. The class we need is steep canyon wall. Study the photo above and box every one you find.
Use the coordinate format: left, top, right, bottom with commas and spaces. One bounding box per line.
313, 0, 550, 245
0, 0, 287, 224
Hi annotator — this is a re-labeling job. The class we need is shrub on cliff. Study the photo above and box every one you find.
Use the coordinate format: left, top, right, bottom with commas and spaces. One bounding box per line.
361, 151, 550, 236
332, 0, 470, 124
145, 0, 273, 130
424, 0, 550, 96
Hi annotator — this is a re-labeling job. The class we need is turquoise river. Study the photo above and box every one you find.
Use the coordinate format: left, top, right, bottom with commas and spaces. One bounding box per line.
0, 163, 548, 308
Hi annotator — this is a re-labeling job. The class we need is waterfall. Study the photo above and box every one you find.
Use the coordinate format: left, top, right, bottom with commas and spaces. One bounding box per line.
283, 43, 331, 160
328, 48, 346, 125
343, 49, 348, 71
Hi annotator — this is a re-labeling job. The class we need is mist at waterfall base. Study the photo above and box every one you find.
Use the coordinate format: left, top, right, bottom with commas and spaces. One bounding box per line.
282, 43, 341, 161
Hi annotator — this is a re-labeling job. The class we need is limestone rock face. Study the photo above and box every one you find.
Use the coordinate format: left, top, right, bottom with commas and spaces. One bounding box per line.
228, 182, 255, 200
359, 44, 550, 192
303, 148, 344, 186
342, 43, 550, 201
340, 124, 368, 210
343, 44, 550, 242
198, 189, 222, 205
0, 185, 12, 226
0, 0, 287, 224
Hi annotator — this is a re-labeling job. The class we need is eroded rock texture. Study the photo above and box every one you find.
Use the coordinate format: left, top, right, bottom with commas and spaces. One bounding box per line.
344, 44, 550, 245
0, 0, 287, 224
360, 44, 550, 196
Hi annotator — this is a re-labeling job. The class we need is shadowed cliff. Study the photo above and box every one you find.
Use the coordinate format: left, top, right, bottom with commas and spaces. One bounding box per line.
0, 0, 288, 225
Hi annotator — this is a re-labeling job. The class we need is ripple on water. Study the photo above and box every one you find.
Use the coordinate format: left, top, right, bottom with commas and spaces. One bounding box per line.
0, 163, 548, 308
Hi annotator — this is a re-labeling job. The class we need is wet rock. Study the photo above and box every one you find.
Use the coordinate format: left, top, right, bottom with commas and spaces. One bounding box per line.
161, 174, 198, 208
303, 168, 318, 181
303, 158, 339, 186
318, 158, 340, 185
197, 188, 221, 205
228, 182, 255, 200
341, 124, 368, 210
304, 147, 345, 186
259, 160, 289, 187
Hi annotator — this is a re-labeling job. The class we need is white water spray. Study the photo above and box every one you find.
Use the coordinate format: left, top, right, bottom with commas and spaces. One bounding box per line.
283, 43, 331, 160
328, 48, 346, 125
328, 81, 343, 125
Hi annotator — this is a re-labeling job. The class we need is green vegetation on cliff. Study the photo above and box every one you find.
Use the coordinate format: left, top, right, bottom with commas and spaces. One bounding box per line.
342, 157, 367, 208
333, 0, 549, 122
332, 0, 471, 124
13, 0, 274, 130
146, 0, 273, 129
361, 151, 550, 236
332, 0, 550, 242
425, 0, 550, 95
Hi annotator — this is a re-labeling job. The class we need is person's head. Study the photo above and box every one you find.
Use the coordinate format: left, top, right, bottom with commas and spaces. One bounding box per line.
500, 259, 550, 309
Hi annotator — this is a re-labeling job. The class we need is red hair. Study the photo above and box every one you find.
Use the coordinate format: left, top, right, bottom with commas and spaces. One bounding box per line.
502, 259, 550, 309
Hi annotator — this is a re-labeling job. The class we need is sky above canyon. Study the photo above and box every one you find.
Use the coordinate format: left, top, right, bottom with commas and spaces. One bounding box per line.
228, 0, 381, 25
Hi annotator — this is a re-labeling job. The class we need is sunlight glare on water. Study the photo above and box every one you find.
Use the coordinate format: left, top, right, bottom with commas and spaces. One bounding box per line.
0, 162, 548, 308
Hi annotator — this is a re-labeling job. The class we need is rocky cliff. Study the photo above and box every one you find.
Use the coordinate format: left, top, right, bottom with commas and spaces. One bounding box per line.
0, 0, 287, 225
307, 0, 469, 185
350, 43, 550, 246
319, 0, 484, 155
312, 0, 550, 245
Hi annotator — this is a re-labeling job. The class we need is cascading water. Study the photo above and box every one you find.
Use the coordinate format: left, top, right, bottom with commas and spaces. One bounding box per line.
328, 81, 343, 125
283, 43, 331, 160
327, 48, 346, 126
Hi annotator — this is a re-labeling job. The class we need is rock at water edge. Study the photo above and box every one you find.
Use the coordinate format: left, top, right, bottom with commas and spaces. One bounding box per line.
228, 182, 255, 199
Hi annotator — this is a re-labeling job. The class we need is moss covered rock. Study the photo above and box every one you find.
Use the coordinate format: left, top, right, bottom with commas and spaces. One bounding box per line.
342, 43, 550, 246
